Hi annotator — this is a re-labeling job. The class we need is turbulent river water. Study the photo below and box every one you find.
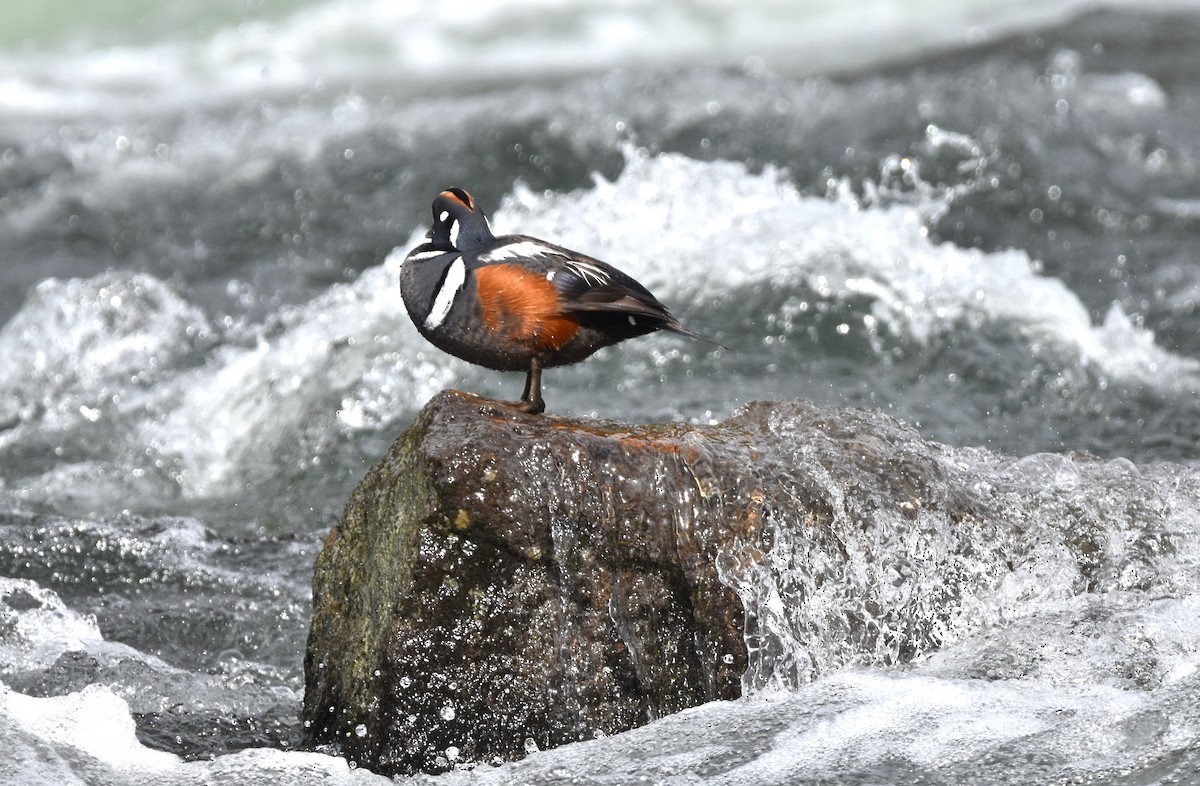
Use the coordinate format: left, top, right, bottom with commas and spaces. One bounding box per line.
2, 1, 1200, 783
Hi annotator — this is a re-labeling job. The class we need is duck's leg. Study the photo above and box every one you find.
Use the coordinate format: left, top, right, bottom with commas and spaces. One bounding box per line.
513, 356, 545, 414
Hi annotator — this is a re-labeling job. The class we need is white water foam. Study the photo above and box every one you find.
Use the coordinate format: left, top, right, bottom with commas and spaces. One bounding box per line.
0, 542, 303, 709
0, 576, 370, 785
0, 272, 211, 434
0, 669, 1181, 785
497, 148, 1200, 393
410, 666, 1195, 785
0, 684, 390, 786
4, 559, 1200, 784
2, 148, 1196, 506
0, 577, 144, 673
2, 0, 1193, 116
144, 252, 455, 498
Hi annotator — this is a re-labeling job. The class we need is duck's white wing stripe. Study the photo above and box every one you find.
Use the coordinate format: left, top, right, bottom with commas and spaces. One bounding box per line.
478, 240, 572, 264
424, 256, 465, 330
407, 249, 447, 263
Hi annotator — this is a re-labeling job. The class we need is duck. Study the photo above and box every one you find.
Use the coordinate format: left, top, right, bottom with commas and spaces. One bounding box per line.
400, 187, 713, 413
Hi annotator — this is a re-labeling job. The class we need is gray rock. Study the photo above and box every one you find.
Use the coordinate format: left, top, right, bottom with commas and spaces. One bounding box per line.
302, 391, 954, 774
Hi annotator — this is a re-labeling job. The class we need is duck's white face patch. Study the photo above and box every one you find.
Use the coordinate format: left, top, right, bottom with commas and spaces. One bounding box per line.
438, 211, 450, 223
424, 256, 465, 330
448, 219, 460, 249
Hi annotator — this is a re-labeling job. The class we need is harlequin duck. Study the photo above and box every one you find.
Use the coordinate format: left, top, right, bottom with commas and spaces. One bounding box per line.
400, 187, 713, 414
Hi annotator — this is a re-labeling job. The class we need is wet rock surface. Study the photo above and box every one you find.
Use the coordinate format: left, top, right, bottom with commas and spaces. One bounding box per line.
303, 391, 968, 774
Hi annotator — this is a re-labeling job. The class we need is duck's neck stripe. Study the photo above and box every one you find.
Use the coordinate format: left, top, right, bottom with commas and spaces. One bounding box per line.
425, 256, 465, 330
